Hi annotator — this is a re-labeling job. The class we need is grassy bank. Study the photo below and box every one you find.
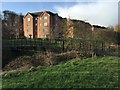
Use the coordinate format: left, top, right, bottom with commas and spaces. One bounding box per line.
2, 56, 119, 88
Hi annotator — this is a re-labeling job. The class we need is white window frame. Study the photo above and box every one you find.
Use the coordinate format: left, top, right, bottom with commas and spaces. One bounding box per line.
43, 28, 47, 32
44, 16, 47, 20
27, 24, 30, 27
27, 30, 30, 32
27, 18, 30, 21
43, 22, 47, 26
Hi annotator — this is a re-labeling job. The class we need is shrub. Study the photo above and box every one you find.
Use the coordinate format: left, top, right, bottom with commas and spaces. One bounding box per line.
54, 51, 79, 64
3, 56, 33, 71
3, 51, 79, 71
32, 54, 45, 66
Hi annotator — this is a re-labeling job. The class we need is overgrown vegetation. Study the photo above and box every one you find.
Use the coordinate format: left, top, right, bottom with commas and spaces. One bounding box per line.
2, 38, 119, 68
2, 10, 120, 69
1, 10, 120, 89
3, 51, 78, 71
2, 56, 119, 88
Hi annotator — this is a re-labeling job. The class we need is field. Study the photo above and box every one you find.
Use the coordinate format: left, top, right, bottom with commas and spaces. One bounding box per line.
2, 56, 119, 88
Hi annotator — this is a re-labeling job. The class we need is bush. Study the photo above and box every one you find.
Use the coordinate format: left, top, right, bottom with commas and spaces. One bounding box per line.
3, 51, 79, 71
54, 51, 79, 64
3, 56, 33, 71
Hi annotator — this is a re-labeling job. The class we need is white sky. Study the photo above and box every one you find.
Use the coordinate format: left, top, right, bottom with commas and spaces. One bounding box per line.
55, 0, 119, 27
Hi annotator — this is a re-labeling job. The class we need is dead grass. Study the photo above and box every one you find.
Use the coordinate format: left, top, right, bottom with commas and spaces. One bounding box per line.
3, 51, 79, 71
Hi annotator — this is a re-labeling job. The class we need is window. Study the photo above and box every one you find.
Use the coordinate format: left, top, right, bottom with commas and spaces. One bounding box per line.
27, 18, 30, 21
40, 23, 42, 26
43, 34, 49, 38
16, 28, 18, 31
43, 22, 47, 26
43, 35, 46, 38
35, 18, 37, 20
16, 33, 19, 35
44, 16, 47, 20
27, 24, 30, 27
15, 21, 17, 24
27, 30, 30, 32
43, 28, 47, 32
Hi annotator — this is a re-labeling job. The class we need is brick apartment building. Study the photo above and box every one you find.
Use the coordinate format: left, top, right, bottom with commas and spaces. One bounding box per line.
23, 11, 65, 39
23, 11, 108, 39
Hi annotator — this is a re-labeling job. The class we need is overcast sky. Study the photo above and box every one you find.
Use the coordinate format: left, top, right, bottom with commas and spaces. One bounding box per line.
1, 0, 119, 27
55, 0, 118, 27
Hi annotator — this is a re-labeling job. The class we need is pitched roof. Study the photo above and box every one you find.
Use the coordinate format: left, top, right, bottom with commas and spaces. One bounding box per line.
30, 12, 43, 17
29, 11, 56, 17
24, 11, 64, 21
93, 25, 107, 29
46, 11, 55, 15
71, 19, 91, 26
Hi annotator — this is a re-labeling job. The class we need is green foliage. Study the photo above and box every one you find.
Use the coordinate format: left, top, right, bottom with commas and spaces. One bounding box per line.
2, 56, 119, 88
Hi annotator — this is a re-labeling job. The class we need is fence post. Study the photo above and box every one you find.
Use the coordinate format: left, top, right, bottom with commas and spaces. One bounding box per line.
79, 42, 81, 51
101, 41, 104, 51
90, 41, 92, 51
62, 39, 65, 52
108, 42, 111, 55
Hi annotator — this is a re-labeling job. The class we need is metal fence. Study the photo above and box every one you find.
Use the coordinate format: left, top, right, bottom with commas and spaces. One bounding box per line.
3, 39, 119, 56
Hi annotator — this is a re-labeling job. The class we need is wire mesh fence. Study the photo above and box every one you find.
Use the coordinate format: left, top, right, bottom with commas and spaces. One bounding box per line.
3, 38, 119, 56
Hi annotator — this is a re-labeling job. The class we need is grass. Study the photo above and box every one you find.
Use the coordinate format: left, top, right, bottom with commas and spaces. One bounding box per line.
2, 56, 119, 88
